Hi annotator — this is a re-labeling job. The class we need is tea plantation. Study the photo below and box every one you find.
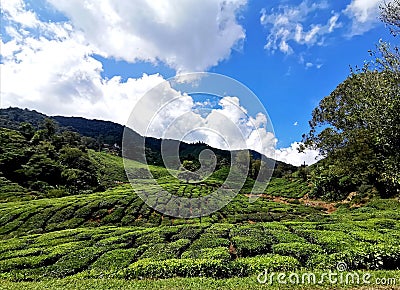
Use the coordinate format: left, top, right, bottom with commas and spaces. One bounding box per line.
1, 149, 399, 289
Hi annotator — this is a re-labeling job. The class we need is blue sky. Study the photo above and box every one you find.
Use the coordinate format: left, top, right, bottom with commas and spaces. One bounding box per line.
0, 0, 393, 165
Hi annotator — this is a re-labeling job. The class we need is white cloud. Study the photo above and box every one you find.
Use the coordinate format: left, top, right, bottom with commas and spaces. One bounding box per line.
0, 0, 248, 125
0, 0, 321, 166
127, 93, 278, 159
45, 0, 247, 72
0, 0, 41, 28
0, 0, 171, 125
260, 1, 341, 55
275, 142, 321, 166
0, 13, 166, 125
344, 0, 384, 35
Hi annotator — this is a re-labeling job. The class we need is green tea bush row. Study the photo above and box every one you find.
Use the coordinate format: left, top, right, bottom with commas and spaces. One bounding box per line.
181, 247, 230, 261
140, 239, 191, 260
272, 242, 324, 264
90, 249, 139, 271
125, 254, 300, 279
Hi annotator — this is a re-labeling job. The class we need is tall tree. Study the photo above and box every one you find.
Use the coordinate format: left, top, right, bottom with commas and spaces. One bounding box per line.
301, 4, 400, 198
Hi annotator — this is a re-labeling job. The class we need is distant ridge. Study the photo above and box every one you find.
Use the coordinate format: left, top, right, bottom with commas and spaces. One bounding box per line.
0, 107, 297, 173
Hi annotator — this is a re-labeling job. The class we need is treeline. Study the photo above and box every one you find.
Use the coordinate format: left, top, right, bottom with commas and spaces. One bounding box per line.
0, 119, 103, 197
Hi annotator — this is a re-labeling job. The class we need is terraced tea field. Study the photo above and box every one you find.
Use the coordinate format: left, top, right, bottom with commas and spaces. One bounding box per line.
0, 181, 400, 287
1, 151, 399, 289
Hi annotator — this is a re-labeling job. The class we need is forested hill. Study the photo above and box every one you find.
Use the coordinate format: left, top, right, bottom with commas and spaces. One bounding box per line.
0, 107, 125, 146
53, 116, 125, 146
0, 107, 296, 173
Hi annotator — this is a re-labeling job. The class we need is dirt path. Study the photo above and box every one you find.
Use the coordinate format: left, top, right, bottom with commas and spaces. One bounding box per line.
245, 194, 291, 205
245, 192, 358, 214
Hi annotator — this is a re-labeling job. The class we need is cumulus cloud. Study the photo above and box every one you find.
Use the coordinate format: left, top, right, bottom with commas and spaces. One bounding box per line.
0, 0, 247, 124
45, 0, 247, 72
0, 0, 322, 166
129, 91, 323, 166
0, 0, 169, 125
260, 1, 341, 55
344, 0, 384, 35
0, 24, 166, 124
129, 93, 277, 159
275, 142, 321, 166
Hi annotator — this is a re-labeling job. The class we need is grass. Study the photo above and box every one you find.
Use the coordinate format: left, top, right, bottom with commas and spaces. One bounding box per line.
1, 270, 400, 290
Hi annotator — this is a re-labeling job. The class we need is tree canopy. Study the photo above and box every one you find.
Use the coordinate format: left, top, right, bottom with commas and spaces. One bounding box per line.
301, 5, 400, 199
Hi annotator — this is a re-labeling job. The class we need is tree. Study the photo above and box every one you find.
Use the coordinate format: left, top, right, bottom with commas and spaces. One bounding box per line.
301, 1, 400, 198
301, 44, 400, 198
380, 0, 400, 36
19, 122, 35, 140
41, 118, 57, 139
182, 160, 198, 172
19, 152, 62, 187
0, 128, 30, 181
178, 160, 200, 183
233, 150, 251, 175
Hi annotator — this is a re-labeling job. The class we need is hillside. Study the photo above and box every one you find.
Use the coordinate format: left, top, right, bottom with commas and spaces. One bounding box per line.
0, 107, 296, 173
0, 108, 399, 289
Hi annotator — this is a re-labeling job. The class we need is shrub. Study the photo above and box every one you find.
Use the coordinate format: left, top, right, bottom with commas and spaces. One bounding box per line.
140, 239, 191, 260
231, 255, 300, 276
181, 247, 230, 261
272, 242, 324, 264
299, 230, 355, 253
231, 236, 272, 257
269, 230, 306, 244
307, 243, 400, 271
187, 234, 230, 250
135, 232, 164, 246
0, 255, 51, 272
0, 247, 43, 260
205, 223, 233, 237
230, 226, 274, 257
46, 206, 76, 225
90, 249, 138, 271
374, 219, 396, 229
125, 258, 229, 279
48, 247, 104, 277
170, 226, 204, 241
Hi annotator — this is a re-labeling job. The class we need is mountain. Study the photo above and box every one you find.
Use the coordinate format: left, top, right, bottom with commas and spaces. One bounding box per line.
0, 107, 47, 130
0, 107, 297, 173
53, 116, 125, 146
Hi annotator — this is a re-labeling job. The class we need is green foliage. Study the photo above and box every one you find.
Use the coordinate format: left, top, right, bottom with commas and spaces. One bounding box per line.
49, 247, 104, 277
231, 255, 300, 276
302, 42, 400, 198
0, 204, 399, 281
90, 249, 138, 271
272, 242, 324, 264
265, 177, 310, 198
140, 239, 191, 260
231, 225, 275, 257
181, 247, 230, 261
379, 0, 400, 36
126, 258, 227, 279
0, 177, 31, 202
0, 125, 102, 196
125, 254, 300, 279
